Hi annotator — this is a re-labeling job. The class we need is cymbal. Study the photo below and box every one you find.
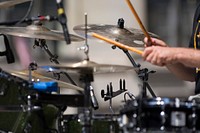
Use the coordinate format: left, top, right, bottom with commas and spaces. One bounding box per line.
0, 0, 31, 8
0, 25, 85, 41
40, 60, 136, 74
73, 24, 159, 47
9, 70, 83, 91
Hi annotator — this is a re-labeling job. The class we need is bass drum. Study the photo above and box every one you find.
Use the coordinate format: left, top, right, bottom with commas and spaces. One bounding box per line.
0, 70, 59, 133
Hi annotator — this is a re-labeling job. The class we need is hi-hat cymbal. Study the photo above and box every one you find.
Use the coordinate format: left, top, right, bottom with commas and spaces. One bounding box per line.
9, 70, 83, 91
73, 24, 159, 47
0, 0, 31, 8
40, 60, 136, 74
0, 25, 85, 41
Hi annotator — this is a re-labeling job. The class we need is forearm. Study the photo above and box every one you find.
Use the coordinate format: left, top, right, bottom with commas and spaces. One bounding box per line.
166, 63, 195, 81
175, 48, 200, 68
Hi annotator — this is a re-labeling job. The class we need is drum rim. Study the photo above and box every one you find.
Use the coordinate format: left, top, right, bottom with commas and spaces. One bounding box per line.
142, 97, 195, 108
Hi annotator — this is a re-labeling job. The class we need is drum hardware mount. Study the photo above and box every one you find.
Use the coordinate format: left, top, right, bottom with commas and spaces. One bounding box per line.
28, 62, 38, 83
101, 79, 127, 101
138, 68, 156, 98
101, 81, 127, 133
33, 38, 59, 64
101, 79, 127, 114
33, 38, 78, 87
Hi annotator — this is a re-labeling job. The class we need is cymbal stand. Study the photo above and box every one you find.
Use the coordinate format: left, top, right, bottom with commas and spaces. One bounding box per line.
112, 46, 156, 98
79, 73, 94, 133
78, 13, 99, 133
115, 18, 156, 98
77, 13, 89, 60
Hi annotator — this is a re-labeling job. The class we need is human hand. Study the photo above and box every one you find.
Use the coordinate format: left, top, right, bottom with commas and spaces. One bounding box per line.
144, 37, 168, 47
142, 46, 179, 66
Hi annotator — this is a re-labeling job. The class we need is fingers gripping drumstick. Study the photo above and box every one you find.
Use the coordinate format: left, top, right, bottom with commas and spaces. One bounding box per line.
92, 33, 143, 55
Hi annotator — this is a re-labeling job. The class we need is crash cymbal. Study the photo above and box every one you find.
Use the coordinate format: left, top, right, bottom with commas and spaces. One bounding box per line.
0, 0, 31, 8
9, 70, 83, 91
73, 24, 159, 47
0, 25, 85, 41
40, 60, 136, 74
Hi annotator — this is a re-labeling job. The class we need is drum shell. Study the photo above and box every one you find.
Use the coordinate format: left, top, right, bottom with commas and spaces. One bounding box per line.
140, 98, 199, 131
0, 75, 59, 133
61, 114, 120, 133
119, 98, 200, 132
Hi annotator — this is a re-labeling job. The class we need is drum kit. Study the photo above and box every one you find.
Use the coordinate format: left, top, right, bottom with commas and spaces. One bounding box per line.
0, 0, 199, 133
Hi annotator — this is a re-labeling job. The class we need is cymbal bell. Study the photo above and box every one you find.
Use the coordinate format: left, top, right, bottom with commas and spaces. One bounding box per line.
73, 24, 159, 47
9, 70, 83, 91
0, 25, 85, 41
0, 0, 31, 8
40, 60, 136, 75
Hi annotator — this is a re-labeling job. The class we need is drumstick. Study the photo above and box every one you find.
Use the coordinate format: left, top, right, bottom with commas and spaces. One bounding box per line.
92, 33, 143, 55
125, 0, 152, 44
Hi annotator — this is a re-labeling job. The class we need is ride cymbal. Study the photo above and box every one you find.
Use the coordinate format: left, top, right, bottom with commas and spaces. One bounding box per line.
0, 0, 31, 8
40, 60, 136, 75
73, 24, 159, 47
9, 70, 83, 91
0, 25, 85, 41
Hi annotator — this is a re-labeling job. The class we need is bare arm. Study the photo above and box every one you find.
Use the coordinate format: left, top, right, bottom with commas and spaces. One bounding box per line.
166, 63, 195, 82
143, 37, 197, 82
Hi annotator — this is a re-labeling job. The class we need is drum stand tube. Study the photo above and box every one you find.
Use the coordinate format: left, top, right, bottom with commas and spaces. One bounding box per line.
80, 73, 98, 133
